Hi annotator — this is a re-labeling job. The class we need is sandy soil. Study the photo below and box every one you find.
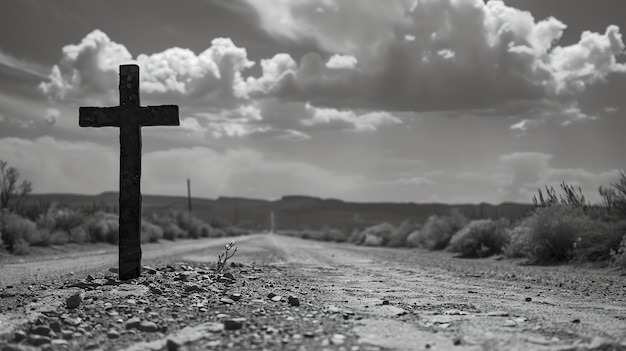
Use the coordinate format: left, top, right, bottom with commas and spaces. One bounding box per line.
1, 234, 625, 350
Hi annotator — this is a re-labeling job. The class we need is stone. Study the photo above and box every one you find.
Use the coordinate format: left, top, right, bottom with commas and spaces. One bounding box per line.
525, 297, 532, 302
220, 298, 235, 304
143, 266, 157, 274
107, 329, 120, 339
139, 321, 159, 333
223, 272, 235, 280
331, 334, 346, 345
61, 330, 73, 340
271, 295, 282, 302
288, 296, 300, 307
125, 317, 141, 330
382, 300, 390, 305
65, 293, 81, 309
14, 331, 27, 342
223, 319, 244, 330
166, 338, 182, 351
29, 326, 51, 337
229, 293, 242, 301
49, 321, 61, 333
27, 335, 51, 346
267, 292, 277, 299
504, 320, 517, 327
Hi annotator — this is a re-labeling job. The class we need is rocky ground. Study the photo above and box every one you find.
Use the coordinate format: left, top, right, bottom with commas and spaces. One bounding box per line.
1, 234, 626, 351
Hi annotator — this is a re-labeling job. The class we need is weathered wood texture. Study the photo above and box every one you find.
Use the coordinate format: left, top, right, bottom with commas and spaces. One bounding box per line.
79, 64, 179, 280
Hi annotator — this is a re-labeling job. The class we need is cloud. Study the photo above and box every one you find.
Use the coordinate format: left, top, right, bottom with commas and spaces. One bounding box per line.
372, 176, 432, 186
326, 54, 358, 69
302, 103, 402, 131
44, 108, 59, 125
242, 0, 626, 116
0, 136, 354, 198
39, 30, 255, 107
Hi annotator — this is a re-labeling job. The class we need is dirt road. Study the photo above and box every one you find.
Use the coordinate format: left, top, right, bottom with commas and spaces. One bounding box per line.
2, 234, 626, 350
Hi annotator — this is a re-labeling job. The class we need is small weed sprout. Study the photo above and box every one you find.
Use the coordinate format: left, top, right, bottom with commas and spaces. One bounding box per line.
216, 240, 238, 274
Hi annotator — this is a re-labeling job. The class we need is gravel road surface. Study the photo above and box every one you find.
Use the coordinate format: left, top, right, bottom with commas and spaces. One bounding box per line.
1, 234, 625, 350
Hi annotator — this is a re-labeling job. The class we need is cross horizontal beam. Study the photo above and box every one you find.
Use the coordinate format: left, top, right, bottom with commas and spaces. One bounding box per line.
79, 105, 179, 128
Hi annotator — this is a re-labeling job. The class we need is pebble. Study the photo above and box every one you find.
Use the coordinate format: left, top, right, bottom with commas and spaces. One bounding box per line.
125, 317, 141, 330
66, 293, 81, 309
107, 329, 120, 339
229, 293, 242, 301
139, 321, 159, 333
525, 297, 532, 302
271, 295, 282, 302
29, 326, 51, 337
223, 319, 243, 330
220, 298, 235, 304
27, 335, 52, 346
330, 334, 346, 345
288, 296, 300, 306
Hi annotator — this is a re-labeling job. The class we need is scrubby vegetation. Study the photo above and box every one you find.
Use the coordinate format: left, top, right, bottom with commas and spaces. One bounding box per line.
281, 171, 626, 269
0, 202, 251, 255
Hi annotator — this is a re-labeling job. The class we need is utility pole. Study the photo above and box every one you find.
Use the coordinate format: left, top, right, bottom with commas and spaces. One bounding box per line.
187, 178, 192, 219
270, 212, 275, 233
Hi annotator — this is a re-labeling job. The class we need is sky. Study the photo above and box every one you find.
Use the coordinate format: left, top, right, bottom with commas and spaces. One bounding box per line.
0, 0, 625, 204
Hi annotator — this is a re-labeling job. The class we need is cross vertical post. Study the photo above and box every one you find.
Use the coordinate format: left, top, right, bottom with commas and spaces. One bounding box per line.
79, 64, 179, 280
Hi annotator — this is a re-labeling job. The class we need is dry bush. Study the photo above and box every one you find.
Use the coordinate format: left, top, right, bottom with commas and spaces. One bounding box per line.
406, 210, 468, 250
502, 223, 533, 258
141, 220, 163, 243
506, 206, 599, 263
84, 212, 119, 244
572, 220, 626, 264
448, 219, 510, 258
162, 223, 185, 241
610, 235, 626, 268
0, 211, 38, 252
388, 221, 420, 247
352, 223, 395, 246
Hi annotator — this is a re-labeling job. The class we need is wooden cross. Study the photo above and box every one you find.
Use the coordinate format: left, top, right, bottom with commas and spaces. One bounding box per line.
79, 64, 179, 280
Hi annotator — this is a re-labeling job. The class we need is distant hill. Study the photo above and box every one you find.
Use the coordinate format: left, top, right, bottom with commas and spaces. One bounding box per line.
19, 192, 534, 230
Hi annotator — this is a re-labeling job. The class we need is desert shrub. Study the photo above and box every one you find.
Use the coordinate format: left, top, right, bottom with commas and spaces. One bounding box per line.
324, 227, 348, 242
510, 206, 599, 263
84, 212, 119, 244
162, 223, 185, 241
610, 235, 626, 268
222, 226, 249, 237
448, 219, 510, 258
141, 220, 163, 243
175, 211, 211, 239
12, 237, 30, 255
348, 228, 361, 243
36, 206, 85, 239
572, 220, 626, 264
0, 211, 38, 252
502, 223, 533, 258
406, 210, 468, 250
388, 221, 420, 247
354, 223, 395, 246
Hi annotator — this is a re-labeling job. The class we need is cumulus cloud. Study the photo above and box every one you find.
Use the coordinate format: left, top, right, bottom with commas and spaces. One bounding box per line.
243, 0, 626, 118
302, 103, 402, 131
326, 54, 358, 69
39, 30, 254, 107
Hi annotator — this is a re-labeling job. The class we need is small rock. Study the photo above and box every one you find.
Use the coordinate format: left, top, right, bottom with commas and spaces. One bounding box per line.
487, 311, 509, 317
229, 293, 242, 301
51, 339, 69, 347
572, 319, 581, 324
139, 321, 159, 333
14, 330, 27, 342
288, 296, 300, 307
220, 298, 235, 304
29, 326, 51, 337
504, 320, 517, 327
107, 329, 120, 339
267, 292, 277, 299
49, 321, 62, 333
61, 330, 73, 340
28, 335, 52, 346
382, 300, 390, 305
108, 267, 119, 273
223, 319, 243, 330
525, 297, 532, 302
223, 272, 235, 280
86, 274, 95, 281
331, 334, 346, 345
271, 295, 282, 302
184, 283, 202, 292
143, 266, 157, 274
62, 317, 81, 326
65, 293, 81, 309
125, 317, 141, 330
166, 338, 183, 351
